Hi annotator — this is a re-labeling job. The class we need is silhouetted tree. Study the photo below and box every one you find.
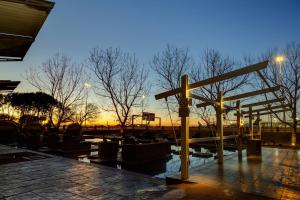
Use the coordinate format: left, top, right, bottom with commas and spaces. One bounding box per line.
151, 44, 192, 103
257, 42, 300, 144
0, 94, 14, 120
70, 103, 99, 125
0, 94, 5, 107
89, 47, 148, 134
7, 92, 58, 116
26, 53, 85, 128
191, 49, 249, 126
7, 92, 58, 125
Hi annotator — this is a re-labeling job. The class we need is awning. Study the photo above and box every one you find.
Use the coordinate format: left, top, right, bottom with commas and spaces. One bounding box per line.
0, 80, 20, 92
0, 0, 55, 61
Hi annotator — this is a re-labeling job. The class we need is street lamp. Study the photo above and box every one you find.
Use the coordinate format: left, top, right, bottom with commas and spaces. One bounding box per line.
275, 55, 286, 127
84, 82, 92, 89
275, 55, 285, 83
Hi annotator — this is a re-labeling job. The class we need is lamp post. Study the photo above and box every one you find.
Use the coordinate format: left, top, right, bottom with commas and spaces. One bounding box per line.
275, 55, 285, 83
275, 55, 286, 127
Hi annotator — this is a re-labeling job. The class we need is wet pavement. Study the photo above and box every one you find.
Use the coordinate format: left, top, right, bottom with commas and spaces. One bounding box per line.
1, 145, 299, 199
0, 145, 173, 199
169, 147, 300, 199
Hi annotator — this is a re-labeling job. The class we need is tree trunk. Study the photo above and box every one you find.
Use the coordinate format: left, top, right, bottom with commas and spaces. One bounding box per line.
291, 107, 297, 146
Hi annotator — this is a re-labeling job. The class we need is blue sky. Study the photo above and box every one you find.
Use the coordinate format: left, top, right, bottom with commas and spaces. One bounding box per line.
1, 0, 300, 83
1, 0, 300, 124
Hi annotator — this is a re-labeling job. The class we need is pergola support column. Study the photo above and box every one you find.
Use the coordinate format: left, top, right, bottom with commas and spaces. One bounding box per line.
217, 91, 224, 164
249, 106, 253, 139
257, 112, 261, 139
236, 100, 242, 161
179, 75, 190, 180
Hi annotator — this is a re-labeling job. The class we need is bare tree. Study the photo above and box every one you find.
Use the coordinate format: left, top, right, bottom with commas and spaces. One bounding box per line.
0, 94, 14, 120
70, 103, 99, 126
26, 53, 85, 128
89, 47, 148, 134
151, 44, 192, 103
191, 49, 249, 126
258, 42, 300, 144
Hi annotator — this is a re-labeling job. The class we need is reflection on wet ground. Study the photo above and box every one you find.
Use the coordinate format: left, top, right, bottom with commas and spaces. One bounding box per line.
169, 147, 300, 199
80, 141, 236, 178
0, 145, 299, 199
0, 144, 173, 200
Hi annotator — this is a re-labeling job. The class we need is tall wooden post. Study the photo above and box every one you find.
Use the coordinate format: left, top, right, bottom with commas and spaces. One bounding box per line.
179, 75, 189, 180
249, 106, 253, 139
236, 100, 242, 161
217, 91, 224, 164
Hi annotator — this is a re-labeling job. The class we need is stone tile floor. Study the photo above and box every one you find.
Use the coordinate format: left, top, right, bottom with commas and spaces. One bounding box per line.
169, 147, 300, 200
1, 145, 299, 199
0, 145, 173, 200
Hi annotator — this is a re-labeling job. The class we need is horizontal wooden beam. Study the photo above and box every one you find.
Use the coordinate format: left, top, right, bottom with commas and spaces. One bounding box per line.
188, 137, 220, 143
155, 61, 269, 100
190, 93, 217, 105
223, 135, 238, 139
196, 102, 236, 110
196, 102, 213, 108
184, 135, 238, 143
191, 93, 236, 110
244, 108, 290, 118
188, 61, 268, 90
242, 105, 288, 114
154, 88, 181, 100
241, 98, 285, 108
224, 86, 280, 101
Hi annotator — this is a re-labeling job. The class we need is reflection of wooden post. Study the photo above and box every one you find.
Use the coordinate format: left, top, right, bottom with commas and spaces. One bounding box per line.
237, 100, 242, 161
283, 111, 286, 128
257, 112, 261, 139
249, 106, 253, 139
270, 114, 273, 128
217, 91, 224, 164
180, 75, 189, 180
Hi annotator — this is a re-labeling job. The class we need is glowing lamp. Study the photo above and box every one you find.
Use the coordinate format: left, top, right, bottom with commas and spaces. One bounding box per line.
275, 55, 285, 63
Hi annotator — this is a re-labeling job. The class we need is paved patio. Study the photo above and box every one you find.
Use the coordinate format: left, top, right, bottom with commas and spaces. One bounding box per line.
0, 145, 173, 200
1, 145, 299, 199
168, 147, 300, 200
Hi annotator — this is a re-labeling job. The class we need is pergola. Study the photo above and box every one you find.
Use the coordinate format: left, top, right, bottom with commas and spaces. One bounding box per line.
154, 61, 287, 180
0, 0, 55, 61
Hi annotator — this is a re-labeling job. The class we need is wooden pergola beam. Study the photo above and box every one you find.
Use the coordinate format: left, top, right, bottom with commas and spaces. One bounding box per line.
155, 61, 268, 100
190, 93, 216, 105
241, 104, 288, 114
191, 93, 234, 109
195, 101, 236, 110
223, 86, 280, 101
196, 102, 213, 108
196, 87, 280, 107
189, 61, 268, 90
241, 98, 285, 108
244, 108, 290, 118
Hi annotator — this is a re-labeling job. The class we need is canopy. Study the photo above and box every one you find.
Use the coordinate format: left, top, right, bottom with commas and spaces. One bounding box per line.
0, 0, 55, 61
0, 80, 20, 92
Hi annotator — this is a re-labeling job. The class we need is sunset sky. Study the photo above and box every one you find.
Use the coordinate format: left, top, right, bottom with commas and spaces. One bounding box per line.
1, 0, 300, 125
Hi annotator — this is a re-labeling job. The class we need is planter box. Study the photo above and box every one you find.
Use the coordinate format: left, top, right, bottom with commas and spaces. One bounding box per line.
99, 141, 119, 160
247, 139, 262, 156
122, 142, 171, 163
